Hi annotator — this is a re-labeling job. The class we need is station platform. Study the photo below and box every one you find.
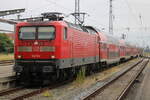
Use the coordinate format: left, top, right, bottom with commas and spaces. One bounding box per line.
0, 65, 14, 78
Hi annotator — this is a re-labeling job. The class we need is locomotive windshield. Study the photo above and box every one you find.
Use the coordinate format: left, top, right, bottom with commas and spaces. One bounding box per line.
38, 27, 55, 40
19, 26, 55, 40
19, 27, 36, 40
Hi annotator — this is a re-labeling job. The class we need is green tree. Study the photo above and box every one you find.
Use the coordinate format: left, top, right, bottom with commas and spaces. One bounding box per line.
0, 33, 14, 53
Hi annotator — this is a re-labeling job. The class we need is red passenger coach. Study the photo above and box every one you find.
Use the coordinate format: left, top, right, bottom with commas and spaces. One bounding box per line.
13, 12, 141, 85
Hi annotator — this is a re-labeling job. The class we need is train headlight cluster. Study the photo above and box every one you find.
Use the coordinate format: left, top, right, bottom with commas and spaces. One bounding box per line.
17, 46, 55, 52
18, 46, 32, 52
40, 46, 55, 52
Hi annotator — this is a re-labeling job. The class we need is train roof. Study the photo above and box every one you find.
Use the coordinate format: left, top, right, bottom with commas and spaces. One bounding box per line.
84, 26, 121, 45
16, 20, 137, 47
16, 20, 68, 27
84, 26, 107, 42
84, 26, 139, 47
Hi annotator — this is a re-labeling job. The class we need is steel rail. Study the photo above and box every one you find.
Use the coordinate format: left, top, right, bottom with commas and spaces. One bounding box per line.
83, 59, 144, 100
0, 87, 23, 96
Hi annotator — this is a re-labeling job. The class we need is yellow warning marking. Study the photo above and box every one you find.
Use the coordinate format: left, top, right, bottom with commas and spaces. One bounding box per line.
43, 90, 53, 97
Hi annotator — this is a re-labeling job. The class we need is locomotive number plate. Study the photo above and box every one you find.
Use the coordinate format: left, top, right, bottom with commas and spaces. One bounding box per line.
32, 55, 40, 58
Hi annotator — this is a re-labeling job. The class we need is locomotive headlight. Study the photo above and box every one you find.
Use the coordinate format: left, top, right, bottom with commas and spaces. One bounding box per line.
17, 55, 22, 59
40, 46, 55, 52
51, 55, 55, 59
18, 46, 32, 52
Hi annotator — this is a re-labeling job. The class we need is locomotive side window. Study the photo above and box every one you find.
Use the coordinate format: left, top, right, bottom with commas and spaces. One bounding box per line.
38, 27, 55, 40
64, 27, 67, 40
19, 27, 36, 40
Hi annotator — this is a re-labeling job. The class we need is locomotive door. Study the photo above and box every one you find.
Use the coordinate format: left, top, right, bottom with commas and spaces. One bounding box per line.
70, 31, 74, 66
95, 35, 101, 62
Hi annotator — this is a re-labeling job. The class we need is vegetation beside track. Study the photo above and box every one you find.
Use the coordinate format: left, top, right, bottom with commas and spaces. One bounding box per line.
143, 52, 150, 57
0, 53, 14, 61
75, 67, 86, 84
0, 34, 13, 53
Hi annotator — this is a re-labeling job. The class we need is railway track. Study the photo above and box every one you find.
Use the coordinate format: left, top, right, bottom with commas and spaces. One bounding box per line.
0, 60, 14, 66
0, 78, 74, 100
0, 87, 23, 96
0, 76, 16, 90
82, 59, 149, 100
0, 58, 147, 100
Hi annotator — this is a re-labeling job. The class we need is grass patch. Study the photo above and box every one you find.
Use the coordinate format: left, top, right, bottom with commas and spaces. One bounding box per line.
75, 67, 86, 85
0, 53, 14, 61
143, 52, 150, 57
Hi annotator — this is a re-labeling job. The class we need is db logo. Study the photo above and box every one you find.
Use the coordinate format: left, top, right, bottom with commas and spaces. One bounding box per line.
33, 46, 40, 52
34, 41, 38, 45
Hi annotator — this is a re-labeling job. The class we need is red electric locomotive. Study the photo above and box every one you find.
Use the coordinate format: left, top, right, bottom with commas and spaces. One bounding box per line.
13, 12, 141, 85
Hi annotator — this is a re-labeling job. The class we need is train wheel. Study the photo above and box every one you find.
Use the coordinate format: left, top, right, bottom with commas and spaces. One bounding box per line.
68, 68, 76, 78
15, 73, 21, 86
86, 65, 92, 76
58, 69, 67, 82
51, 73, 59, 83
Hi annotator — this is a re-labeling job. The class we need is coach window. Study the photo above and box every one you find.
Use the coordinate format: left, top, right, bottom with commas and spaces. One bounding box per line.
64, 27, 67, 40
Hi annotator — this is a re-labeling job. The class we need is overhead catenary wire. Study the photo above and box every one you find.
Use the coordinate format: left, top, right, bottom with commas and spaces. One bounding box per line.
112, 0, 142, 33
122, 0, 148, 47
122, 0, 141, 27
22, 0, 73, 18
43, 0, 107, 29
112, 0, 144, 32
44, 0, 73, 12
18, 0, 109, 30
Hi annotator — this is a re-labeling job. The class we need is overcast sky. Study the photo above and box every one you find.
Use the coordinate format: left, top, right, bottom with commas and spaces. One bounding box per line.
0, 0, 150, 47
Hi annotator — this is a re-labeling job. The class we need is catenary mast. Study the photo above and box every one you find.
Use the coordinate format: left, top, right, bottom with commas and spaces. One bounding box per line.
109, 0, 113, 34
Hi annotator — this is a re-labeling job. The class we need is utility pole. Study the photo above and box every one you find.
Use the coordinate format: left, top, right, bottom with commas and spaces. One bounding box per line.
75, 0, 80, 24
109, 0, 113, 35
139, 14, 146, 48
72, 0, 88, 25
139, 14, 142, 25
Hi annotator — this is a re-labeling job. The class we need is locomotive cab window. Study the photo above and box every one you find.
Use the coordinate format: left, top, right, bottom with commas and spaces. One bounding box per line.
38, 27, 55, 40
63, 27, 67, 40
19, 27, 36, 40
